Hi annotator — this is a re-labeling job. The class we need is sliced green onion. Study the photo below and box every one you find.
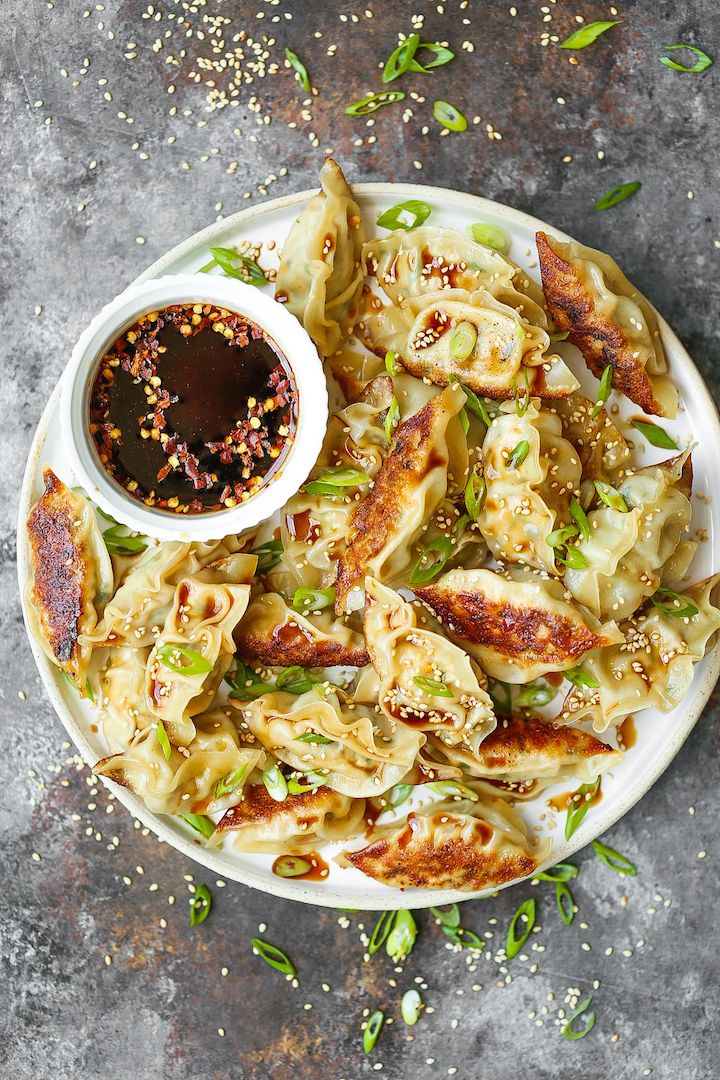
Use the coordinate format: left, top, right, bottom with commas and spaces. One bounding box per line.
442, 925, 483, 949
401, 988, 422, 1025
284, 47, 311, 91
564, 667, 600, 690
592, 839, 637, 876
409, 535, 453, 585
85, 679, 95, 704
488, 677, 513, 716
410, 43, 455, 70
181, 813, 215, 839
413, 675, 453, 698
458, 406, 470, 435
262, 764, 288, 802
649, 587, 698, 619
534, 862, 578, 883
454, 381, 492, 427
363, 1009, 384, 1054
386, 909, 417, 962
383, 33, 420, 82
560, 20, 621, 49
306, 466, 369, 495
594, 479, 628, 512
467, 222, 511, 254
388, 783, 414, 810
557, 544, 590, 570
592, 364, 614, 417
432, 99, 468, 131
464, 471, 486, 522
565, 777, 601, 840
287, 773, 325, 794
569, 497, 591, 542
205, 246, 267, 286
507, 439, 530, 470
156, 720, 172, 760
516, 682, 557, 708
273, 854, 313, 878
384, 397, 400, 441
547, 524, 579, 549
102, 524, 148, 556
449, 320, 478, 360
156, 643, 213, 677
505, 898, 536, 959
562, 996, 596, 1040
251, 937, 296, 976
345, 90, 406, 116
659, 44, 713, 73
631, 418, 679, 450
595, 181, 642, 211
292, 586, 335, 611
226, 661, 275, 700
275, 666, 321, 694
214, 764, 247, 800
368, 910, 397, 955
427, 780, 479, 802
556, 881, 575, 925
385, 349, 401, 375
377, 199, 432, 231
514, 369, 531, 417
294, 731, 334, 745
251, 538, 283, 572
430, 903, 461, 928
189, 883, 212, 927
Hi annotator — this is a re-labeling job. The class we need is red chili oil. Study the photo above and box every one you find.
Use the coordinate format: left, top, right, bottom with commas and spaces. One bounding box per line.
89, 303, 297, 513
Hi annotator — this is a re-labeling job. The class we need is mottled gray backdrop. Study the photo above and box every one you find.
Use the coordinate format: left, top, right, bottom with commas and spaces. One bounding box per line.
1, 1, 718, 1078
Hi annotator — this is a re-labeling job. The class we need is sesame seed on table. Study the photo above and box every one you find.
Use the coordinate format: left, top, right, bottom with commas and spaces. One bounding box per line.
1, 1, 718, 1078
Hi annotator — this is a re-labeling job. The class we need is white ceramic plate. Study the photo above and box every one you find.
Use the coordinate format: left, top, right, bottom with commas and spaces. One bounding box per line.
17, 183, 720, 909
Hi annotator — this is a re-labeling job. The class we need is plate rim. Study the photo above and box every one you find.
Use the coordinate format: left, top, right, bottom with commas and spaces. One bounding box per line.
17, 181, 720, 909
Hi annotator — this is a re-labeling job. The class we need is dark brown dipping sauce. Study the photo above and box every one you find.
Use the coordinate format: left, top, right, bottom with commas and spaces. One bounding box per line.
89, 303, 297, 514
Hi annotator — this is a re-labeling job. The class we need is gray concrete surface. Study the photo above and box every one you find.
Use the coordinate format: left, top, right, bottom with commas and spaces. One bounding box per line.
1, 1, 719, 1077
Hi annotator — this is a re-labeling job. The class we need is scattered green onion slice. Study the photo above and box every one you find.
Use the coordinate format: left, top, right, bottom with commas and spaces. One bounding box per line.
430, 903, 461, 928
659, 44, 713, 73
408, 536, 453, 585
454, 381, 492, 427
156, 643, 213, 677
562, 996, 596, 1040
411, 42, 455, 70
383, 33, 420, 82
292, 586, 335, 611
649, 587, 698, 619
569, 497, 591, 542
102, 524, 148, 556
507, 439, 530, 470
180, 813, 215, 839
592, 364, 614, 417
251, 937, 296, 976
594, 479, 628, 512
84, 679, 95, 704
565, 777, 601, 840
557, 544, 590, 570
155, 720, 172, 760
225, 661, 275, 700
262, 764, 288, 803
377, 199, 432, 231
345, 90, 406, 116
308, 466, 369, 489
516, 682, 557, 708
401, 988, 423, 1025
556, 881, 575, 925
464, 471, 486, 522
385, 349, 401, 375
386, 909, 418, 962
631, 418, 679, 450
189, 883, 212, 927
413, 675, 454, 698
450, 320, 478, 360
547, 524, 579, 549
388, 783, 414, 810
385, 397, 400, 441
295, 731, 334, 745
284, 47, 310, 91
442, 925, 483, 949
432, 99, 468, 131
560, 20, 621, 49
204, 246, 267, 286
467, 222, 511, 254
592, 839, 637, 876
275, 665, 323, 695
368, 910, 397, 955
427, 780, 479, 802
505, 898, 536, 959
488, 677, 513, 715
273, 854, 313, 878
287, 773, 324, 794
534, 862, 578, 883
251, 538, 283, 573
363, 1010, 384, 1054
214, 764, 247, 800
564, 667, 600, 690
595, 181, 642, 211
458, 406, 470, 435
514, 369, 531, 417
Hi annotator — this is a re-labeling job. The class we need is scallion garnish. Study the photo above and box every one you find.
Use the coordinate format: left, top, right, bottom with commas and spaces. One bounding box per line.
467, 222, 511, 254
591, 839, 637, 876
377, 199, 432, 230
251, 538, 283, 572
275, 665, 325, 695
262, 764, 288, 803
427, 780, 479, 802
562, 995, 596, 1040
201, 246, 267, 286
514, 369, 530, 418
413, 675, 454, 697
555, 881, 575, 925
550, 329, 570, 343
284, 48, 311, 91
592, 364, 613, 417
382, 33, 420, 82
432, 99, 468, 131
565, 777, 601, 840
556, 544, 589, 570
408, 535, 454, 585
388, 783, 414, 810
630, 418, 679, 450
292, 586, 335, 612
454, 381, 492, 427
464, 470, 486, 521
505, 898, 536, 959
442, 925, 483, 949
189, 883, 212, 927
155, 720, 172, 761
251, 937, 296, 976
449, 320, 478, 360
659, 43, 713, 73
225, 661, 275, 700
488, 677, 513, 715
85, 679, 95, 704
386, 909, 417, 962
534, 862, 578, 883
363, 1010, 384, 1054
507, 439, 530, 470
516, 681, 557, 708
384, 397, 400, 441
305, 466, 370, 497
569, 496, 591, 541
180, 813, 215, 839
595, 181, 642, 211
594, 479, 629, 512
156, 643, 213, 677
385, 349, 401, 375
344, 90, 406, 116
368, 910, 397, 955
287, 772, 325, 794
560, 20, 621, 50
273, 854, 313, 878
294, 731, 334, 745
564, 667, 600, 690
102, 523, 148, 556
649, 587, 698, 619
411, 42, 455, 71
430, 903, 461, 928
214, 764, 247, 800
458, 406, 470, 435
401, 988, 423, 1025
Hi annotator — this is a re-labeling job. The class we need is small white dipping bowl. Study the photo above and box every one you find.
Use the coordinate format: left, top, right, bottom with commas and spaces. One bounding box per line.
61, 273, 328, 542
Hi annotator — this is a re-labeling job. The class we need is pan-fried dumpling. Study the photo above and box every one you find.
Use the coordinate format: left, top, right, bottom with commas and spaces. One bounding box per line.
318, 373, 394, 479
235, 689, 425, 797
235, 592, 369, 668
281, 491, 353, 591
334, 383, 467, 612
425, 715, 622, 786
275, 158, 365, 357
145, 555, 256, 745
560, 575, 720, 732
536, 231, 678, 418
416, 568, 623, 683
214, 784, 366, 854
342, 791, 543, 891
96, 709, 265, 816
363, 579, 496, 751
26, 468, 114, 691
98, 646, 153, 751
551, 393, 631, 483
479, 400, 582, 574
564, 456, 693, 621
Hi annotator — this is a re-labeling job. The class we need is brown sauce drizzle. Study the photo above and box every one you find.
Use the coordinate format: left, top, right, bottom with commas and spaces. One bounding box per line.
618, 716, 637, 750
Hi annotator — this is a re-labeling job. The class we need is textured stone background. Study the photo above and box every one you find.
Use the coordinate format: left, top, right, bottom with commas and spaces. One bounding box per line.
2, 1, 719, 1078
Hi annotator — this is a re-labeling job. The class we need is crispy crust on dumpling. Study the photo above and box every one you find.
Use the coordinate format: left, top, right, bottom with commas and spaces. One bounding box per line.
466, 715, 621, 778
215, 784, 339, 832
234, 594, 369, 668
